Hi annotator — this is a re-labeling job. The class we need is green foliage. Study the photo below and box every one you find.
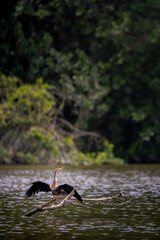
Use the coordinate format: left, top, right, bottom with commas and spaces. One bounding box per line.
0, 145, 9, 164
0, 74, 19, 102
0, 78, 55, 129
0, 75, 121, 165
1, 1, 160, 163
15, 152, 38, 165
62, 137, 75, 152
69, 140, 124, 165
71, 151, 124, 166
23, 126, 60, 157
0, 77, 58, 164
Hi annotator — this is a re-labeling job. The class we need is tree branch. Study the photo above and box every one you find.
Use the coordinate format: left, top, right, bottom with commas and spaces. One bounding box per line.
83, 192, 122, 201
24, 191, 122, 217
24, 190, 75, 217
58, 118, 103, 139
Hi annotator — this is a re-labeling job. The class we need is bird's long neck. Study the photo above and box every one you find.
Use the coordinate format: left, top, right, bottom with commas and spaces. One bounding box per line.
50, 169, 58, 190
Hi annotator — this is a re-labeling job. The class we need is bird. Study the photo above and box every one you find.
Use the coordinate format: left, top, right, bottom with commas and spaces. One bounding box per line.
25, 167, 83, 203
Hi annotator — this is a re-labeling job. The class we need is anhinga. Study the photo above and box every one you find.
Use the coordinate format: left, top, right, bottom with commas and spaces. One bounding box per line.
25, 168, 83, 203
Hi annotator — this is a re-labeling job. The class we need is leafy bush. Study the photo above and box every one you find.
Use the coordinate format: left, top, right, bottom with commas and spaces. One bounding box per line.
0, 75, 122, 165
0, 145, 10, 164
69, 140, 124, 166
2, 1, 160, 162
0, 77, 55, 128
0, 77, 57, 164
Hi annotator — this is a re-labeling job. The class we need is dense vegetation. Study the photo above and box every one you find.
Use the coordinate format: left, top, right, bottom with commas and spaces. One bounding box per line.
1, 0, 160, 164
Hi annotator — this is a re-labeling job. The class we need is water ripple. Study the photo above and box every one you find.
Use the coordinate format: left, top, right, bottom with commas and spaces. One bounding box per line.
0, 165, 160, 239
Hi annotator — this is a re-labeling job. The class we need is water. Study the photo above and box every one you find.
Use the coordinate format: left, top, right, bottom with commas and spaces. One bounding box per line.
0, 165, 160, 239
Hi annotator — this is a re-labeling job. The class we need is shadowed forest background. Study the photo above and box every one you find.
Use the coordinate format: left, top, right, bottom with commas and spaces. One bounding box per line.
1, 0, 160, 165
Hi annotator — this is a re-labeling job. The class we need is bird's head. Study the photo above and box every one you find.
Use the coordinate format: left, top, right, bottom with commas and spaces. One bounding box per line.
57, 167, 64, 172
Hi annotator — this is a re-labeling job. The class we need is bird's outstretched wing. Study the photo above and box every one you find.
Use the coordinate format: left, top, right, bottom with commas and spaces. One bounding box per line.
58, 183, 83, 203
25, 181, 51, 197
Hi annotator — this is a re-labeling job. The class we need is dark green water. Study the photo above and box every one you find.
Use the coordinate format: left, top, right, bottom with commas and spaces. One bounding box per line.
0, 165, 160, 239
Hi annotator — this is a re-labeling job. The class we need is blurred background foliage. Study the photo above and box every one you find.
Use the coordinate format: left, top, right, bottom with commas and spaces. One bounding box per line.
1, 0, 160, 164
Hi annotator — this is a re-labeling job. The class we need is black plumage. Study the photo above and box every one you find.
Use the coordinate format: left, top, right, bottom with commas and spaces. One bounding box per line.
25, 181, 83, 203
59, 184, 83, 203
25, 181, 51, 197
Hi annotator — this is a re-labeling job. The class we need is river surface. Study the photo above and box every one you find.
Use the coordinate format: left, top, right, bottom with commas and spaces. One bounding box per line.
0, 165, 160, 239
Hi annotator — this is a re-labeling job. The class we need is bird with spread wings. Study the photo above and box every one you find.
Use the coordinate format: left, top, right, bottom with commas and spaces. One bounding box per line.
25, 167, 83, 203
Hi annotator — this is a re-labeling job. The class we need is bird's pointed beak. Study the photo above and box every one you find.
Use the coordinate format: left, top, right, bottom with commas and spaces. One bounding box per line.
58, 167, 64, 171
